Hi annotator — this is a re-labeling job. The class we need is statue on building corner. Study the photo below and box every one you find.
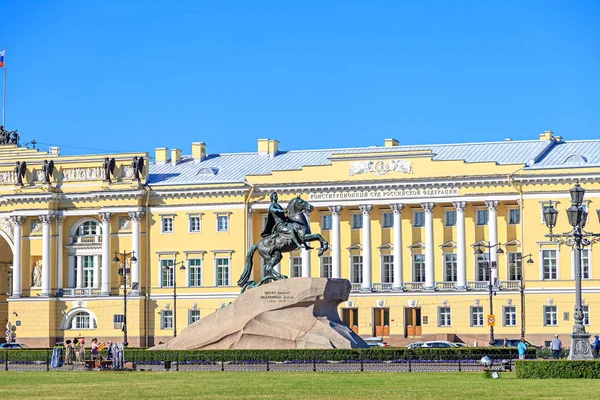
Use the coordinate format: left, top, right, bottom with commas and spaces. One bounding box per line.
237, 192, 329, 293
103, 157, 116, 182
42, 160, 55, 184
32, 261, 42, 288
14, 161, 27, 186
0, 126, 19, 146
132, 156, 144, 181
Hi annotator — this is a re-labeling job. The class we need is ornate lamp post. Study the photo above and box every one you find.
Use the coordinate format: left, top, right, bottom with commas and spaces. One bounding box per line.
509, 254, 534, 340
113, 250, 137, 347
475, 243, 504, 345
542, 181, 600, 360
163, 259, 186, 338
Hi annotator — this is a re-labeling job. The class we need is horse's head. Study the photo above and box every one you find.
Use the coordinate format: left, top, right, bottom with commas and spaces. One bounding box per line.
287, 196, 314, 218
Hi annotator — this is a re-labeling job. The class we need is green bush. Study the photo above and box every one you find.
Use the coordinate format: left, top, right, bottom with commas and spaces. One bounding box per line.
516, 360, 600, 378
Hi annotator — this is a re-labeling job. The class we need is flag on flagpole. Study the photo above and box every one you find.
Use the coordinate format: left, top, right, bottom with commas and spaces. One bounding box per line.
0, 49, 5, 68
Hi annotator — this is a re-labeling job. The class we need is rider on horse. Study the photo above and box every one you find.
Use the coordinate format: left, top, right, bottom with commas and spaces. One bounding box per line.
261, 192, 313, 250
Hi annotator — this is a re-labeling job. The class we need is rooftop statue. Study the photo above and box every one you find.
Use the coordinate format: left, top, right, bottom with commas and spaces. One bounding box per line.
0, 125, 19, 146
237, 192, 329, 292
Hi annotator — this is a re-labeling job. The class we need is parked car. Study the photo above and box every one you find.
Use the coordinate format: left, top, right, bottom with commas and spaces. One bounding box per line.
362, 337, 387, 348
421, 341, 458, 348
452, 342, 467, 347
490, 338, 541, 349
406, 342, 425, 349
0, 343, 30, 349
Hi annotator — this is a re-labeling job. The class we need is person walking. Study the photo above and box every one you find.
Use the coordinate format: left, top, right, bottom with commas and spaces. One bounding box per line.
593, 335, 600, 358
64, 340, 74, 365
551, 334, 562, 359
517, 338, 528, 360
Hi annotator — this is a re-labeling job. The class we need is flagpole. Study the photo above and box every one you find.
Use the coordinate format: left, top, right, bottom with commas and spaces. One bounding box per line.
2, 46, 6, 127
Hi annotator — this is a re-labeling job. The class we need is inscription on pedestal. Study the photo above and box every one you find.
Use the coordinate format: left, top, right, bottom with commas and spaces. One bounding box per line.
261, 290, 293, 304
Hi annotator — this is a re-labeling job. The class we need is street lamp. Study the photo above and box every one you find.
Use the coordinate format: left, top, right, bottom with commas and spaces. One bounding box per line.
474, 243, 504, 345
508, 254, 534, 340
113, 250, 137, 347
542, 181, 600, 360
163, 259, 186, 338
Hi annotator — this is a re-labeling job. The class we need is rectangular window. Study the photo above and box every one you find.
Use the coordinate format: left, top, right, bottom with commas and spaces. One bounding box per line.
351, 214, 362, 229
413, 254, 425, 283
508, 252, 522, 281
581, 249, 590, 279
321, 256, 332, 278
351, 255, 363, 284
476, 253, 490, 282
189, 216, 201, 233
544, 305, 558, 326
161, 259, 174, 287
542, 250, 558, 280
82, 255, 94, 288
161, 310, 173, 329
413, 212, 425, 227
382, 212, 394, 228
503, 306, 517, 326
445, 210, 456, 227
290, 256, 302, 278
74, 314, 91, 329
189, 310, 201, 325
444, 253, 457, 282
471, 306, 484, 327
113, 314, 125, 330
217, 215, 229, 232
161, 217, 173, 233
476, 209, 489, 225
509, 209, 521, 224
382, 255, 393, 283
583, 305, 590, 326
188, 258, 202, 287
438, 307, 451, 327
216, 258, 229, 286
322, 215, 332, 230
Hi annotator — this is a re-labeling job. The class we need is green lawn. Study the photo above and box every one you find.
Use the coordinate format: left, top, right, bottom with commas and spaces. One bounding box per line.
0, 371, 598, 400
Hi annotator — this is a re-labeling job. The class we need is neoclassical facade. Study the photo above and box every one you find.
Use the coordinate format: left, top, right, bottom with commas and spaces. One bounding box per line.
1, 131, 600, 347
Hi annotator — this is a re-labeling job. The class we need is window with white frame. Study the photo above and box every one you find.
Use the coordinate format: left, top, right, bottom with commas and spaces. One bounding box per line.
583, 305, 590, 326
544, 305, 558, 326
351, 214, 362, 229
113, 314, 125, 329
382, 255, 393, 283
216, 257, 229, 286
351, 255, 363, 284
509, 208, 521, 224
82, 256, 95, 288
438, 307, 451, 327
161, 310, 173, 329
476, 209, 489, 225
503, 306, 517, 326
581, 249, 590, 279
189, 215, 202, 233
321, 256, 332, 278
382, 212, 393, 228
445, 210, 456, 227
188, 258, 202, 287
161, 259, 174, 287
476, 253, 490, 281
542, 249, 558, 280
78, 221, 99, 236
322, 214, 332, 230
413, 212, 425, 227
161, 216, 174, 233
444, 253, 457, 282
69, 311, 96, 329
413, 254, 425, 282
189, 309, 201, 325
508, 252, 522, 281
217, 215, 229, 232
471, 306, 484, 327
290, 256, 302, 278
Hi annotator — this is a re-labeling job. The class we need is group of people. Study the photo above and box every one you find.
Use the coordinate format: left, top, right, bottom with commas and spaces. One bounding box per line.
51, 337, 125, 369
64, 338, 86, 365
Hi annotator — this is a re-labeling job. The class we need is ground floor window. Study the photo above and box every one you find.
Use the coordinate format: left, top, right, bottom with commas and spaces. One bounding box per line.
438, 307, 451, 327
161, 310, 173, 329
470, 306, 484, 327
189, 309, 200, 325
544, 305, 558, 326
503, 306, 517, 326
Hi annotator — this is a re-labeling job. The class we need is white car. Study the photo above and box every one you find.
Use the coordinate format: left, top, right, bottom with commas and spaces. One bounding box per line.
406, 342, 425, 349
420, 341, 458, 348
362, 337, 387, 347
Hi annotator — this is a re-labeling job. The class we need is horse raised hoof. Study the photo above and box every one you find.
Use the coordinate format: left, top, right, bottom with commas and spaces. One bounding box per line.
317, 248, 324, 257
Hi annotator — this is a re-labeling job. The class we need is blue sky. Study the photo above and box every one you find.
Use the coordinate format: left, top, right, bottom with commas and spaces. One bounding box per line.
1, 1, 599, 157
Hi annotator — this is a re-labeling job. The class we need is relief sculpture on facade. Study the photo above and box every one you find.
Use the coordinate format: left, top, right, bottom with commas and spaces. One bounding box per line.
61, 167, 104, 182
349, 159, 412, 176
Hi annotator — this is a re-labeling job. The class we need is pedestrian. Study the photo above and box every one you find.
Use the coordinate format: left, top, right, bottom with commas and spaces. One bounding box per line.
78, 338, 86, 363
593, 335, 600, 358
551, 334, 562, 359
65, 340, 74, 365
73, 338, 81, 363
503, 337, 508, 348
517, 338, 528, 360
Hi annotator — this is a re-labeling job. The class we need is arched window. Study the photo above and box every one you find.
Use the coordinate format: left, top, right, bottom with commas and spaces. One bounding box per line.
77, 221, 100, 236
564, 155, 587, 164
66, 311, 97, 330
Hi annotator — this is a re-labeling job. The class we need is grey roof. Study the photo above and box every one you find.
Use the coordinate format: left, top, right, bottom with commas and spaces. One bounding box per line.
148, 139, 600, 185
528, 141, 600, 168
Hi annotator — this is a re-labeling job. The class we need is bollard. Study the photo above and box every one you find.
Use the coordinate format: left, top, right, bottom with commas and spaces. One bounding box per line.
266, 351, 270, 372
360, 350, 364, 372
176, 351, 179, 371
458, 353, 461, 372
408, 353, 412, 372
132, 351, 136, 371
221, 350, 225, 371
46, 350, 50, 371
313, 351, 316, 372
4, 351, 8, 371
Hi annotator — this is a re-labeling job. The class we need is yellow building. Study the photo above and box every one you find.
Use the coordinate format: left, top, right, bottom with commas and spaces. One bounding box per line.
1, 131, 599, 347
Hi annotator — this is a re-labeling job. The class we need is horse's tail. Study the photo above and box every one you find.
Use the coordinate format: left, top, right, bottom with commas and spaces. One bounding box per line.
237, 244, 258, 287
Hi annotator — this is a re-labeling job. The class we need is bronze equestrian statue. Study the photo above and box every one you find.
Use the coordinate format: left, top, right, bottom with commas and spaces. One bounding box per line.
237, 192, 328, 292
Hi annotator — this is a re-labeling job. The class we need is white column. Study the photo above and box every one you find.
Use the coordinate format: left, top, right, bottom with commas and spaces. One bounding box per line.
68, 256, 75, 288
10, 216, 24, 297
359, 205, 373, 291
486, 200, 499, 286
329, 206, 342, 279
301, 211, 311, 277
56, 216, 64, 291
390, 204, 404, 290
129, 211, 144, 293
76, 255, 83, 288
99, 212, 113, 295
40, 214, 54, 297
422, 202, 436, 290
453, 201, 467, 290
93, 255, 100, 288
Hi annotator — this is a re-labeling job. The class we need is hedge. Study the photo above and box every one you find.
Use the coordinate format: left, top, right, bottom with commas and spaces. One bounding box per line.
516, 360, 600, 379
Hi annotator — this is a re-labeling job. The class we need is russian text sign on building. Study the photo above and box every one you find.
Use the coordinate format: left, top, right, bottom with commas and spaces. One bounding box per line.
308, 187, 458, 201
349, 159, 413, 176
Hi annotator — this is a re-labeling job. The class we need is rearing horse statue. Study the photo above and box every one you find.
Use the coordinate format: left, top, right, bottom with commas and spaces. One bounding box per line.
237, 193, 329, 292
